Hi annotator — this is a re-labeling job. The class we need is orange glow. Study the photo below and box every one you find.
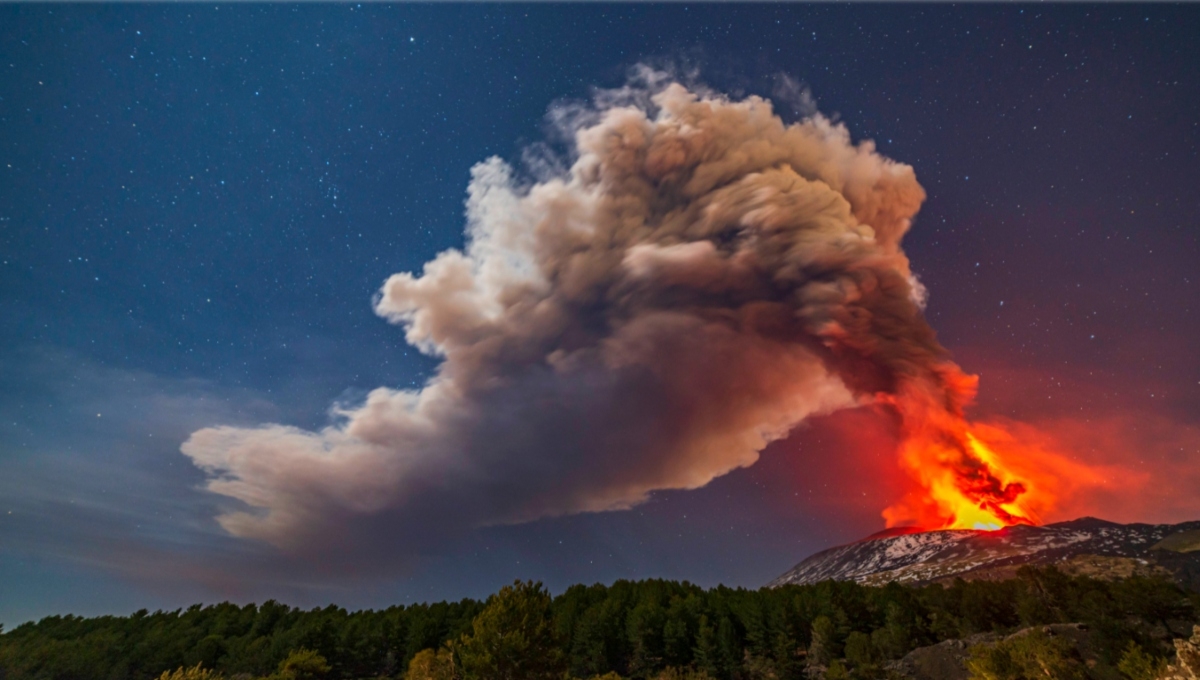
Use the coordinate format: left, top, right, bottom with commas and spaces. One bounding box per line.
880, 375, 1071, 532
888, 428, 1039, 531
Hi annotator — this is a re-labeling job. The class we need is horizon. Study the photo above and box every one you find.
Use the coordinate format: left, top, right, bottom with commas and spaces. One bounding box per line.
4, 513, 1197, 629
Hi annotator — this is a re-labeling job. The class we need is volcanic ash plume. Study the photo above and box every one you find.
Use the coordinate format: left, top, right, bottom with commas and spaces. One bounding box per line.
183, 77, 1048, 559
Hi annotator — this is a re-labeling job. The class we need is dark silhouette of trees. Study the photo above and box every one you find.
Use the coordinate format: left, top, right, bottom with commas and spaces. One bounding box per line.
0, 567, 1194, 680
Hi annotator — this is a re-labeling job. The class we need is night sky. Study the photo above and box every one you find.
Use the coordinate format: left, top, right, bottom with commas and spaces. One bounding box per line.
2, 4, 1199, 628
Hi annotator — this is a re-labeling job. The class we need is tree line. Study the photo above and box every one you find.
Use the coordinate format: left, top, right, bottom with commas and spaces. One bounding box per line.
1, 566, 1196, 680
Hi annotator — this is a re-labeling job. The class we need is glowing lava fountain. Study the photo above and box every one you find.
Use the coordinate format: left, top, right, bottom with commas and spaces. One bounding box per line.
880, 375, 1053, 532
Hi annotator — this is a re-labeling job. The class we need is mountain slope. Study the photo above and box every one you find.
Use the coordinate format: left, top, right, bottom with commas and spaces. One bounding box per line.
769, 517, 1200, 589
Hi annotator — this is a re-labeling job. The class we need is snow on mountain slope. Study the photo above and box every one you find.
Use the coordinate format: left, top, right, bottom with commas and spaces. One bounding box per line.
768, 517, 1200, 588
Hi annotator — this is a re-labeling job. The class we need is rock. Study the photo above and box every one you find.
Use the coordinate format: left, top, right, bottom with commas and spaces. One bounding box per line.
1153, 530, 1200, 554
1159, 625, 1200, 680
884, 624, 1091, 680
884, 633, 999, 680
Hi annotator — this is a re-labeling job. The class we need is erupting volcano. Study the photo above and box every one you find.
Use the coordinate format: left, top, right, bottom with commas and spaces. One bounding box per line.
881, 375, 1044, 533
869, 353, 1116, 533
184, 74, 1115, 561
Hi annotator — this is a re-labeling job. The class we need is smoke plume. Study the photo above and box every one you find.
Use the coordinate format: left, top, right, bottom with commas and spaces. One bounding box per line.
183, 74, 995, 561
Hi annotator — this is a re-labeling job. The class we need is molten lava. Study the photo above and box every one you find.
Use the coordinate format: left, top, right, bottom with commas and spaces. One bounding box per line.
895, 429, 1038, 531
880, 373, 1056, 532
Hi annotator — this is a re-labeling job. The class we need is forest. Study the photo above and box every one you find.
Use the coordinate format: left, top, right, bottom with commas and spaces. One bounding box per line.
1, 567, 1197, 680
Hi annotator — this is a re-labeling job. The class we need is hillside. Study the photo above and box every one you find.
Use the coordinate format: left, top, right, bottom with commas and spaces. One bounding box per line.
769, 517, 1200, 591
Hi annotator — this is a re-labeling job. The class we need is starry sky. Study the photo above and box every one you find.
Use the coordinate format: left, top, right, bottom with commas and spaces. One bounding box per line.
2, 4, 1199, 628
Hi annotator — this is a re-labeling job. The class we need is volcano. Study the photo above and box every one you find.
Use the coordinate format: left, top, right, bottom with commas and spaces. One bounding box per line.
769, 517, 1200, 591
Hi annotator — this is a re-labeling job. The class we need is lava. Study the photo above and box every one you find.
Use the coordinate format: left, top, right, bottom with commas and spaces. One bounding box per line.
879, 374, 1051, 532
898, 430, 1038, 531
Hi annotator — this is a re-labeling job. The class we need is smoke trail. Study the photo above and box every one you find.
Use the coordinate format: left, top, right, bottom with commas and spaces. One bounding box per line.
183, 73, 993, 561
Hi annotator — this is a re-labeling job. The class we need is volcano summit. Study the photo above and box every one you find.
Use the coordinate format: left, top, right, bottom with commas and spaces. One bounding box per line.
769, 517, 1200, 591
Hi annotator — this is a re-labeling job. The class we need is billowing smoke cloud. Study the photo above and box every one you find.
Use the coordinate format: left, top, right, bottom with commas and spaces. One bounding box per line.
183, 74, 971, 562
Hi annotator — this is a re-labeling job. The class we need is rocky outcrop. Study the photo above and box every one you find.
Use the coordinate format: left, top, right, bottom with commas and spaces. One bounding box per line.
884, 624, 1089, 680
1153, 531, 1200, 554
883, 634, 995, 680
1161, 625, 1200, 680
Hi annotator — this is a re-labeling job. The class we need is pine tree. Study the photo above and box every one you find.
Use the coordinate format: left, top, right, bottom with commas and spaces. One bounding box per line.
693, 615, 719, 678
456, 580, 566, 680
